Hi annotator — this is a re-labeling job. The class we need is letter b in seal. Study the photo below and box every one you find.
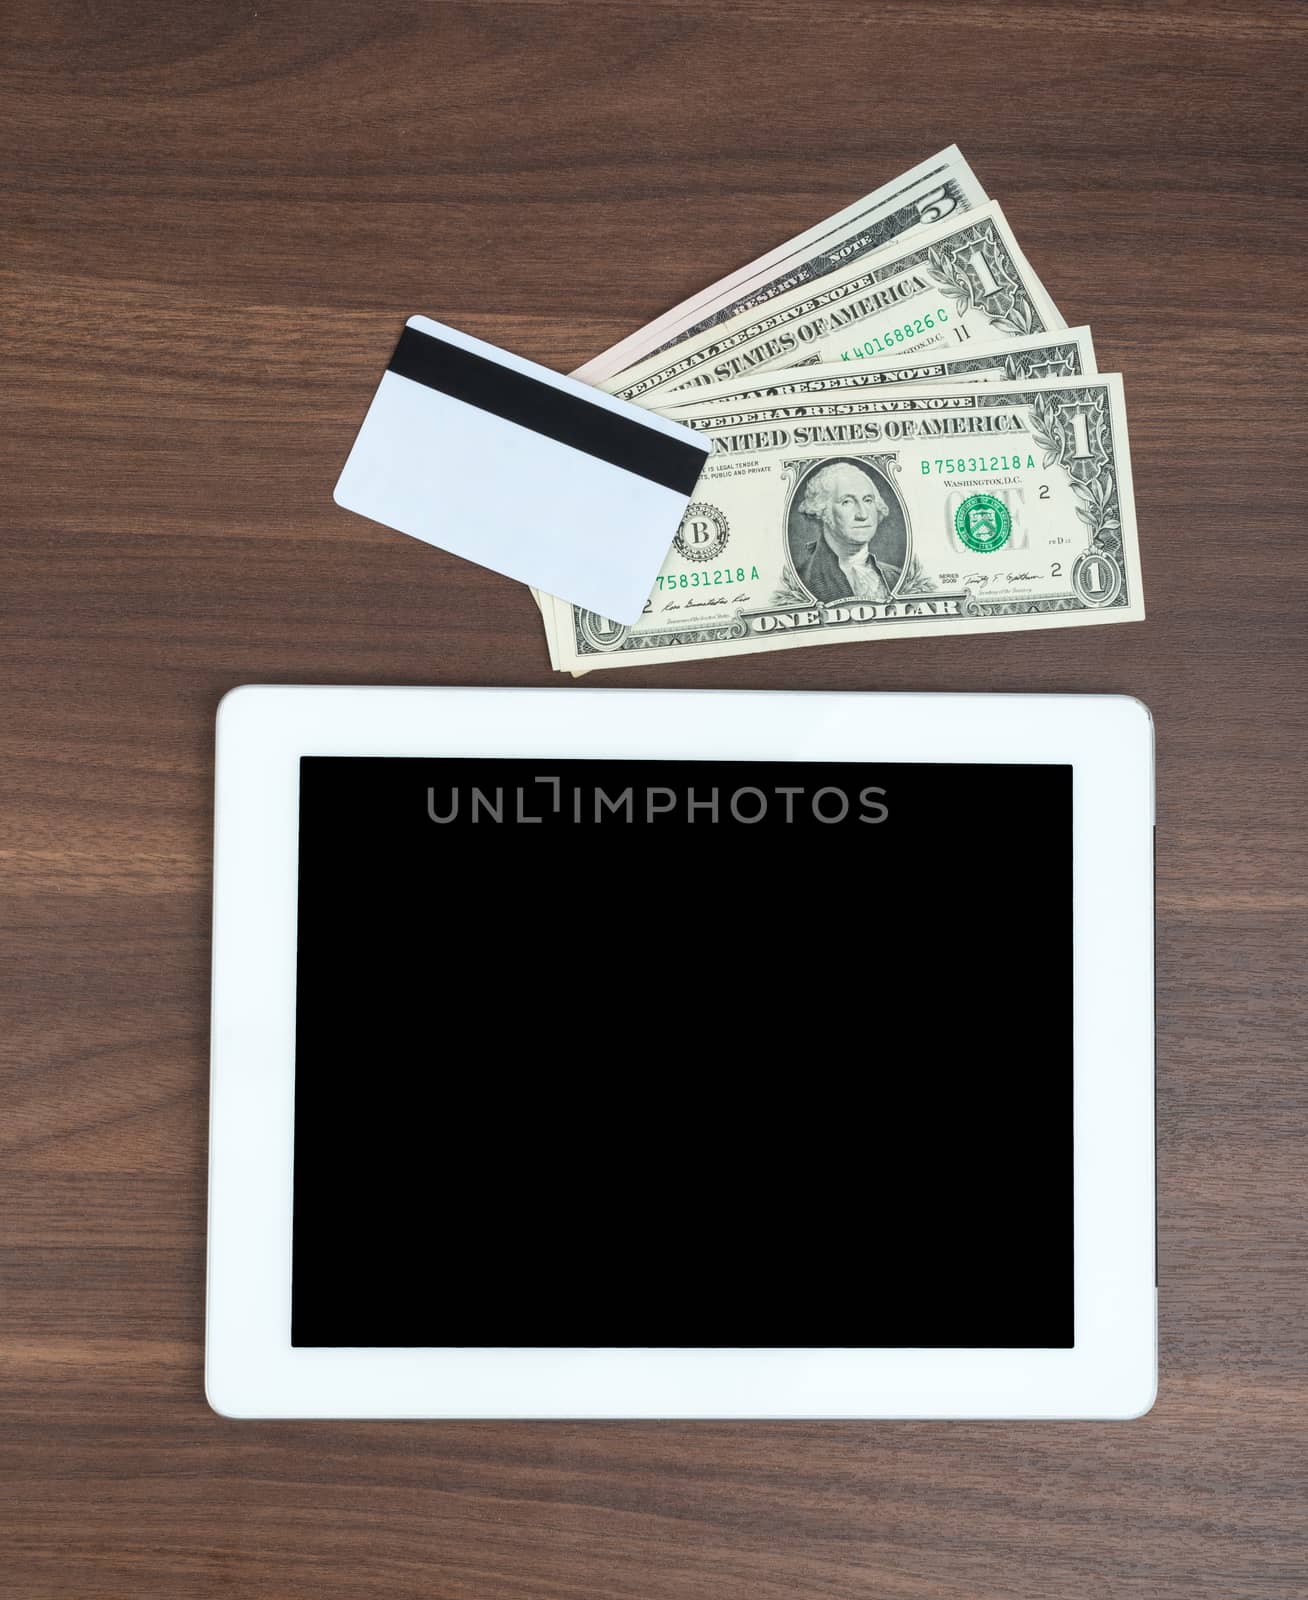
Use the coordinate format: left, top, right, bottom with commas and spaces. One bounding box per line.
674, 502, 730, 564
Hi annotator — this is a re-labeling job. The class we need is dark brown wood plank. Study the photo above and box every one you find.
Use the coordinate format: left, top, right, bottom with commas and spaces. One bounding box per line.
1, 1, 1305, 1595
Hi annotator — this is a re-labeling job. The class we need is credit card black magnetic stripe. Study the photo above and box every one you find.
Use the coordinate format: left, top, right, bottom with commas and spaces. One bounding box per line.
386, 326, 706, 496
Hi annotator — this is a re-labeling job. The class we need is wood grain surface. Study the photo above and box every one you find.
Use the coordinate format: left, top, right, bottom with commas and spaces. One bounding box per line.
2, 2, 1306, 1595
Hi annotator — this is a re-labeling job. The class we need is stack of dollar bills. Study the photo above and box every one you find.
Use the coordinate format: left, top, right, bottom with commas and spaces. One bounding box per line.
536, 146, 1142, 674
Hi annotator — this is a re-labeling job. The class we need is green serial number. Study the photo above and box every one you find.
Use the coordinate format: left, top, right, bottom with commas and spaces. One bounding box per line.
841, 308, 950, 360
921, 454, 1038, 474
657, 566, 760, 591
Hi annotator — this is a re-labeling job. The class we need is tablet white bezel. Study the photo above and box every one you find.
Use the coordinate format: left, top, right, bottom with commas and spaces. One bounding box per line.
207, 686, 1155, 1419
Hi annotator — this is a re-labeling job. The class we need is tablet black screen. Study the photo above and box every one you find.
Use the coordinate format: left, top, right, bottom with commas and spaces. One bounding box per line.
292, 757, 1072, 1348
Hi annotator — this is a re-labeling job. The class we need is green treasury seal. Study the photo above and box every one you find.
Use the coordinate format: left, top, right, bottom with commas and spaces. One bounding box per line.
954, 492, 1012, 554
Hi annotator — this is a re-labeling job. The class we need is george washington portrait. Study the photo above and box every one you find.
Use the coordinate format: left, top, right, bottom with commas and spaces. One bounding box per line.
786, 459, 907, 605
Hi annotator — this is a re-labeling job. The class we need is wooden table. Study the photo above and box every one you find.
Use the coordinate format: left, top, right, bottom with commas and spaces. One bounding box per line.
3, 3, 1305, 1595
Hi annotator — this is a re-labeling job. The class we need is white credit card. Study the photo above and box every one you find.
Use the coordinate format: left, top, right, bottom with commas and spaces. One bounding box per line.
334, 316, 710, 625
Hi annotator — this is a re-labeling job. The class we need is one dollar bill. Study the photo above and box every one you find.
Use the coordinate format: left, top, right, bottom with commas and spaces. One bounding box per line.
538, 329, 1097, 662
573, 147, 987, 385
552, 374, 1142, 674
659, 327, 1097, 416
603, 202, 1064, 407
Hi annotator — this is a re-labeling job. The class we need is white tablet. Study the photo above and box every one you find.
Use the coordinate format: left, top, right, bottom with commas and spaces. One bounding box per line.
207, 686, 1155, 1419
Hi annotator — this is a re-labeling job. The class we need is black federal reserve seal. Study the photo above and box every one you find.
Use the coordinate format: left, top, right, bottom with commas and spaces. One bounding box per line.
674, 502, 730, 564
